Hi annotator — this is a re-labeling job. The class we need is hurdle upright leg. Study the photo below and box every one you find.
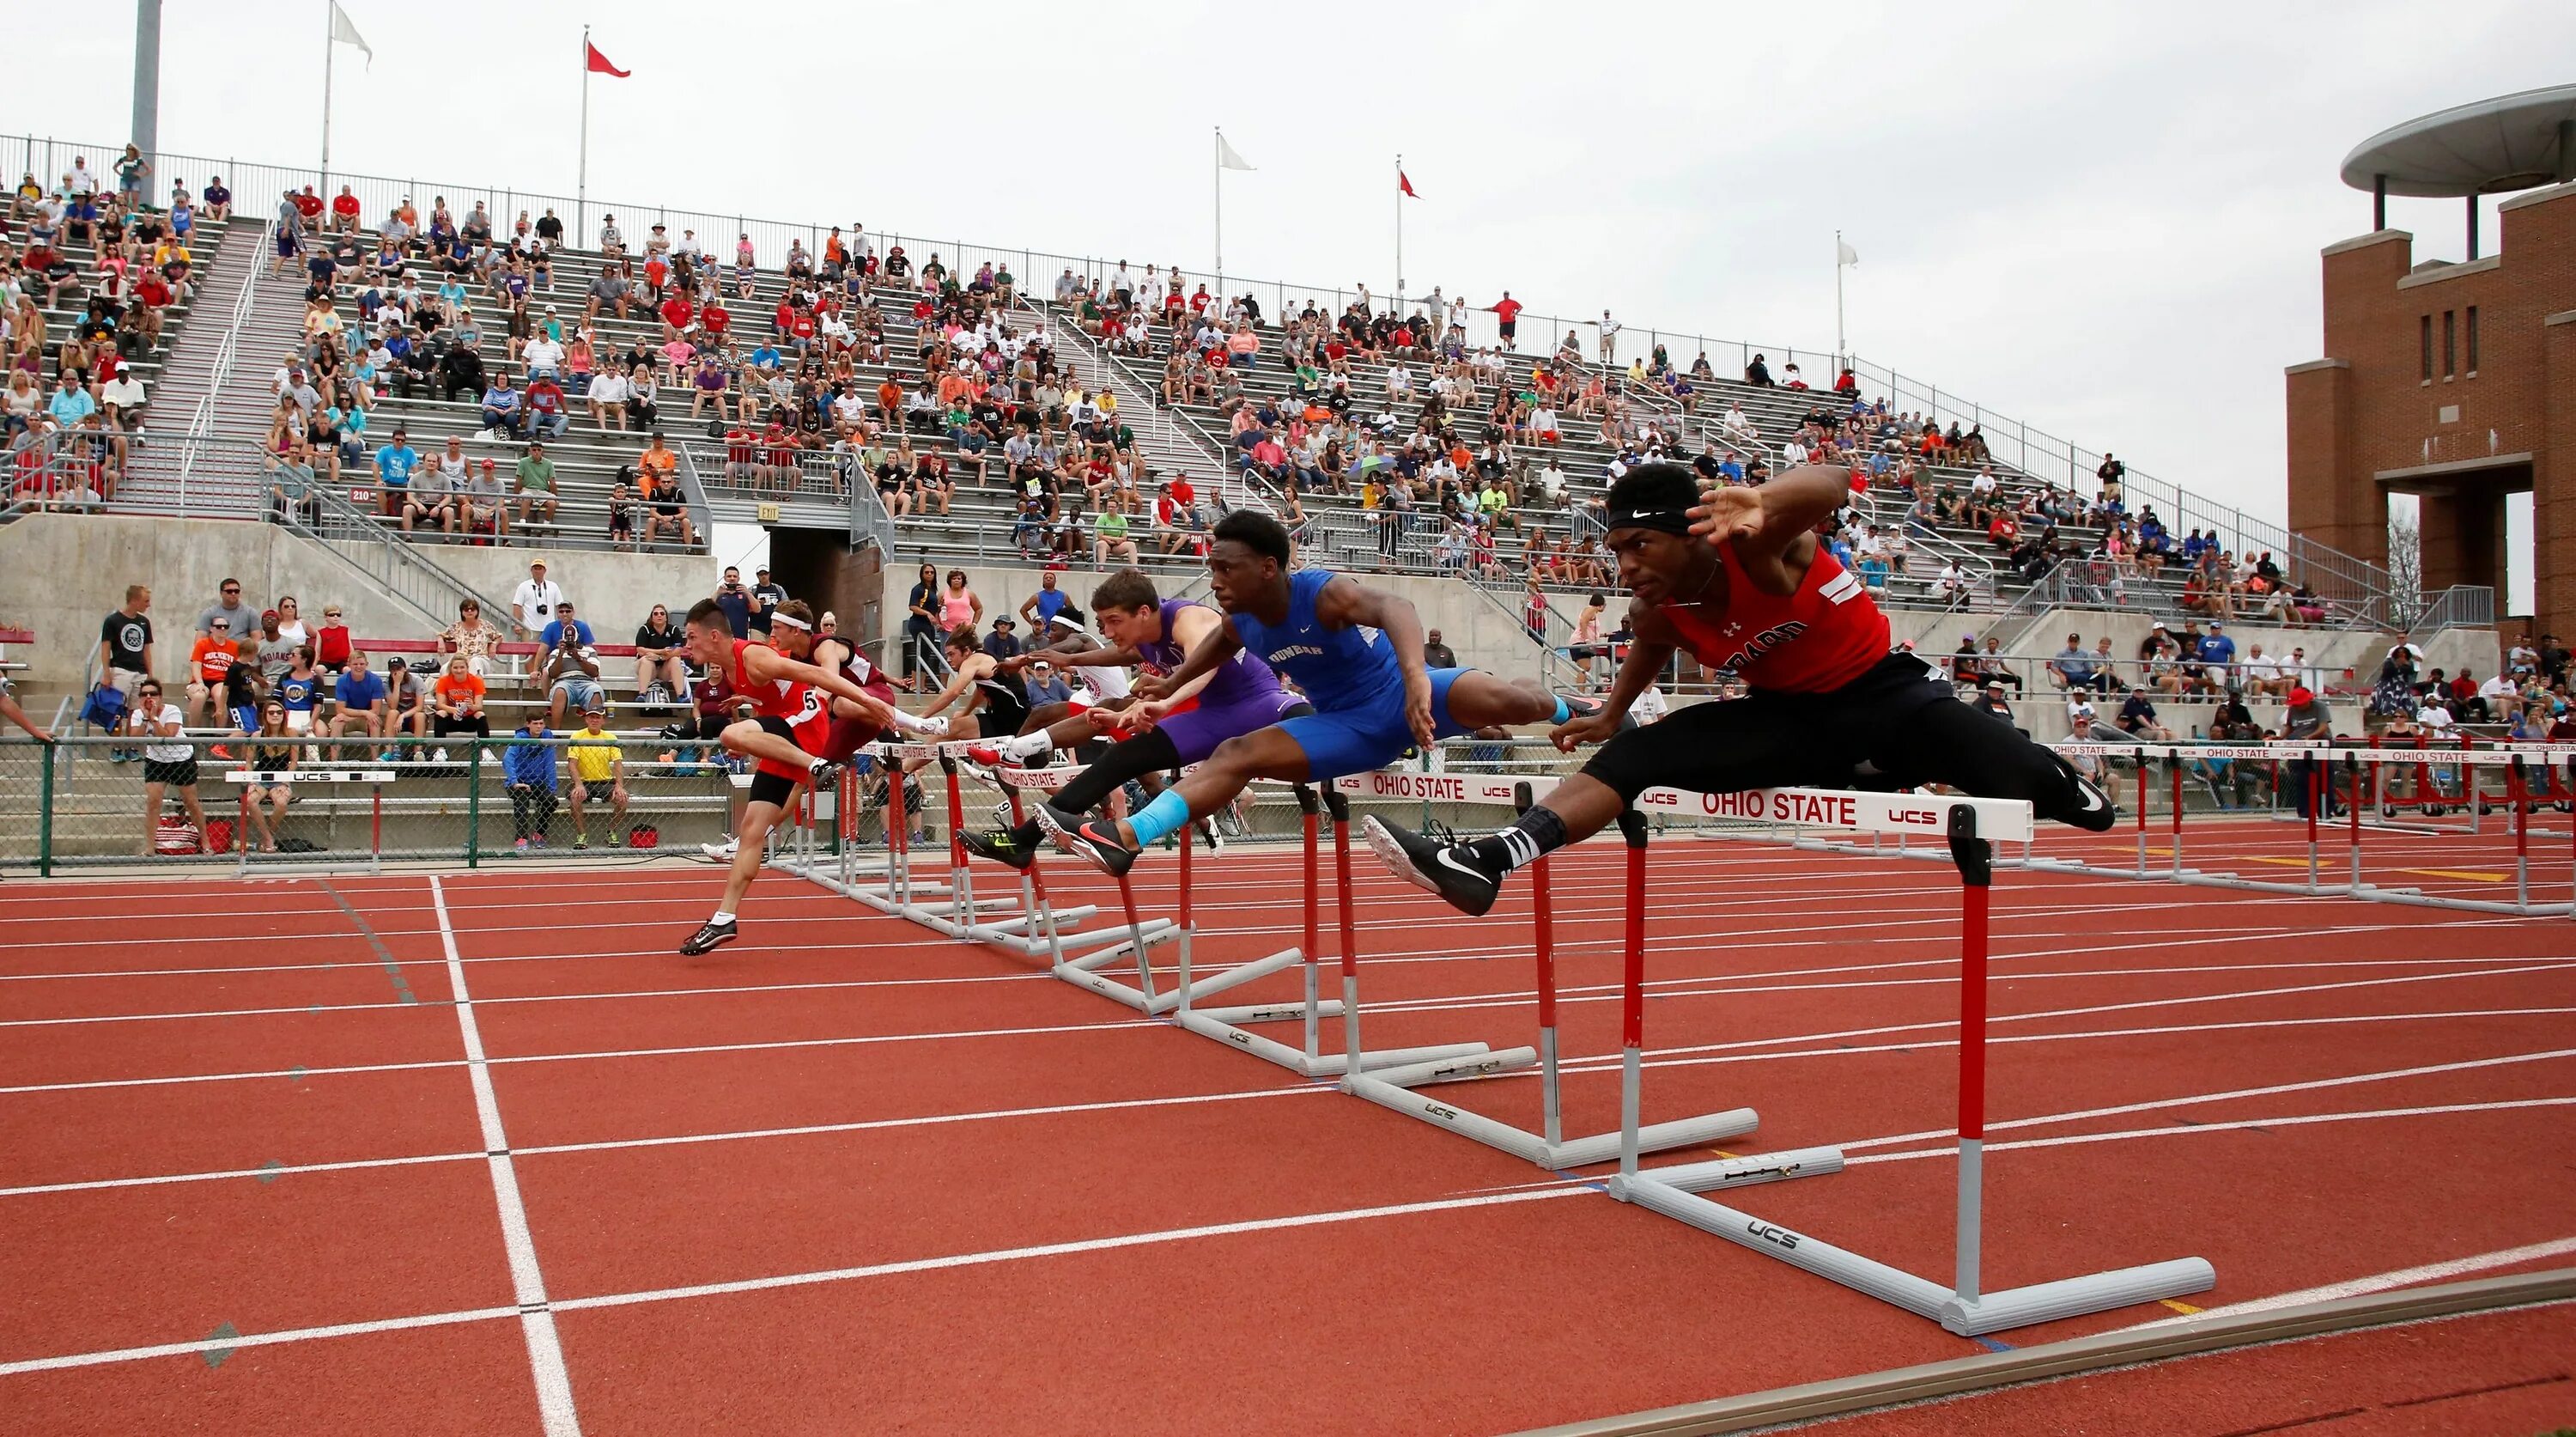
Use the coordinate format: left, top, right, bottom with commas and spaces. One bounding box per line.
1302, 792, 1324, 1064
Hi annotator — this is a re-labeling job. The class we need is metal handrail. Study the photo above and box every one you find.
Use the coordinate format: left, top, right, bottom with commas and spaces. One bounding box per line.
176, 215, 277, 505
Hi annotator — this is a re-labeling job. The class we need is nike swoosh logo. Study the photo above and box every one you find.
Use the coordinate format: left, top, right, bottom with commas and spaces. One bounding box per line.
1434, 849, 1489, 883
2077, 785, 2111, 813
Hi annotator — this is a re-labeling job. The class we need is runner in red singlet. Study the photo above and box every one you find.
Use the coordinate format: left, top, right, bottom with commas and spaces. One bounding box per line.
1365, 460, 2117, 916
677, 598, 911, 954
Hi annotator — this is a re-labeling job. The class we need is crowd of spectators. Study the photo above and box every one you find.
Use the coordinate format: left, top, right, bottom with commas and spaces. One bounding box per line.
2, 148, 206, 506
73, 549, 1013, 854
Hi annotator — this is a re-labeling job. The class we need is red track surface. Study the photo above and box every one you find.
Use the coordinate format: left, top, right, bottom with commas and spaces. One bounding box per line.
2, 825, 2572, 1436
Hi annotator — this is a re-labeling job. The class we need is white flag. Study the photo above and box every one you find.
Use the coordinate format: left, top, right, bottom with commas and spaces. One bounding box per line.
1217, 133, 1255, 171
331, 2, 374, 64
1837, 239, 1860, 267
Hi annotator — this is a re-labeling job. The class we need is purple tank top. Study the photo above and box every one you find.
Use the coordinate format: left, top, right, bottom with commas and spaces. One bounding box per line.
1144, 598, 1284, 709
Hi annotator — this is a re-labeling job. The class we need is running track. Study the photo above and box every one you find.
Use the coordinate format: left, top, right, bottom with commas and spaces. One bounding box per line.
2, 827, 2570, 1434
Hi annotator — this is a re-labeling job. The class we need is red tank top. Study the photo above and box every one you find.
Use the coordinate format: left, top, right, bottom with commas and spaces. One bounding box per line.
729, 637, 824, 727
1658, 540, 1890, 694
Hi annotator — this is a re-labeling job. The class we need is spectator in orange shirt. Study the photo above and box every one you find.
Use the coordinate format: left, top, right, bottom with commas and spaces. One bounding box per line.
637, 431, 679, 490
431, 655, 489, 740
187, 617, 242, 724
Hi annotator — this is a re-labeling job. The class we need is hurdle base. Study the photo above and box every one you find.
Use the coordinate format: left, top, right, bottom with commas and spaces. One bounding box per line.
1615, 1173, 2212, 1335
1616, 1145, 1844, 1193
1170, 1007, 1491, 1078
1145, 946, 1304, 1017
1941, 1259, 2220, 1337
1347, 1063, 1765, 1171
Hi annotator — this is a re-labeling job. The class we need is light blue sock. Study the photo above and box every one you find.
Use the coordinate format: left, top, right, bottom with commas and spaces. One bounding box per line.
1551, 696, 1572, 724
1126, 789, 1193, 848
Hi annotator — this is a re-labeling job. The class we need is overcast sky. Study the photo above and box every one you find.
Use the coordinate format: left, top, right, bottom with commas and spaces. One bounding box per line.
9, 1, 2571, 562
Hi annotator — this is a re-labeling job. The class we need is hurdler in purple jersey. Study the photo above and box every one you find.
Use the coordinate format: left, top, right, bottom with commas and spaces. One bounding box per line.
958, 570, 1310, 869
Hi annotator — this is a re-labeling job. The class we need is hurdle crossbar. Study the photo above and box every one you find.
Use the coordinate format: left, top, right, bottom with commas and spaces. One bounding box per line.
1605, 793, 2213, 1336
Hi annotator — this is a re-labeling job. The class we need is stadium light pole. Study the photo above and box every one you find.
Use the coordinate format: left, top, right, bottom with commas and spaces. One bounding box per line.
131, 0, 161, 169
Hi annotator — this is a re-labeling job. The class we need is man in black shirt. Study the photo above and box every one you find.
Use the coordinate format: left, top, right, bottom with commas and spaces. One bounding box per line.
1421, 630, 1458, 670
535, 210, 564, 247
96, 584, 156, 704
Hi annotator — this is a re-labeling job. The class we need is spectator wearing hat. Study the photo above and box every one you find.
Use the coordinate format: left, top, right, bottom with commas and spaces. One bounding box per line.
563, 701, 629, 849
2117, 684, 2175, 742
2050, 632, 2108, 694
749, 568, 788, 636
503, 712, 559, 852
2068, 692, 2118, 743
461, 458, 509, 539
512, 557, 564, 636
1971, 681, 2021, 732
983, 618, 1024, 662
1023, 657, 1072, 708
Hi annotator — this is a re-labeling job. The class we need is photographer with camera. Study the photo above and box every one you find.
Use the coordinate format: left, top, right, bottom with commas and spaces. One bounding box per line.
540, 600, 605, 730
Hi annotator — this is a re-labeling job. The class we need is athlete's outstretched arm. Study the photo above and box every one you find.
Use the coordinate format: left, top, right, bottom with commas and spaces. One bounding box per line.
1692, 463, 1850, 557
1320, 575, 1435, 748
1554, 603, 1677, 751
1134, 615, 1242, 701
1122, 607, 1230, 724
1001, 640, 1139, 673
914, 652, 988, 720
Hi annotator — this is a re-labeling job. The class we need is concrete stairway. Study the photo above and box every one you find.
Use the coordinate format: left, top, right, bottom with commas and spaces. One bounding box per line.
115, 218, 307, 516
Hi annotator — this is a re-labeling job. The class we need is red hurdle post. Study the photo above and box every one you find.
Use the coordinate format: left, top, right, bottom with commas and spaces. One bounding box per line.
2134, 752, 2149, 876
940, 753, 975, 930
2168, 760, 2184, 877
1947, 807, 1995, 1302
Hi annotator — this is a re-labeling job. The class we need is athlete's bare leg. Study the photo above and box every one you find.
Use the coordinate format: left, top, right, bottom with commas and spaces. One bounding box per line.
719, 717, 822, 776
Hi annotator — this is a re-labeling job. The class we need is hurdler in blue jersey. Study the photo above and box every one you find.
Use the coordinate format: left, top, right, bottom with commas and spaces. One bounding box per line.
1036, 510, 1575, 876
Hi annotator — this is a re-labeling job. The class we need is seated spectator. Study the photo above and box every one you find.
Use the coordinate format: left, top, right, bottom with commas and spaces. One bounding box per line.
2050, 632, 2110, 692
641, 466, 696, 548
326, 649, 391, 752
431, 654, 489, 740
2117, 685, 2175, 741
513, 442, 559, 528
540, 609, 605, 729
562, 703, 629, 849
633, 604, 689, 703
460, 458, 509, 539
503, 714, 558, 851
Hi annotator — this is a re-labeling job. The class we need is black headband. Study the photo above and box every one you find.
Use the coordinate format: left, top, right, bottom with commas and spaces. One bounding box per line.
1604, 508, 1695, 537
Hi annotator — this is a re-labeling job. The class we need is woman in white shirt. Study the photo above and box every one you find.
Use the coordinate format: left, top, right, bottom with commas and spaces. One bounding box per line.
123, 678, 209, 856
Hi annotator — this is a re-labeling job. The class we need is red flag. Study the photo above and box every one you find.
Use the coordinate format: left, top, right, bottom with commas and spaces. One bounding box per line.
585, 41, 630, 76
1398, 171, 1419, 198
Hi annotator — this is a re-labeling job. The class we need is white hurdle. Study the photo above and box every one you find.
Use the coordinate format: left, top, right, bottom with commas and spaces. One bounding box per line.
224, 767, 397, 874
1604, 792, 2215, 1337
1340, 772, 1759, 1170
1165, 785, 1495, 1076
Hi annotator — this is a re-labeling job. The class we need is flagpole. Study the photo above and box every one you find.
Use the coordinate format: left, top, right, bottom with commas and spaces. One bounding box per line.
577, 25, 592, 245
319, 0, 334, 192
1213, 128, 1223, 290
1394, 153, 1404, 314
1835, 228, 1845, 366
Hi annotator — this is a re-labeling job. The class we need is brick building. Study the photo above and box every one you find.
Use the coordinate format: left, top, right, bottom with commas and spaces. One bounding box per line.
2287, 86, 2576, 634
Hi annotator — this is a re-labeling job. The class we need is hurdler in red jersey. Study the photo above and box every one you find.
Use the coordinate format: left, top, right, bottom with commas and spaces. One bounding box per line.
1359, 460, 2118, 919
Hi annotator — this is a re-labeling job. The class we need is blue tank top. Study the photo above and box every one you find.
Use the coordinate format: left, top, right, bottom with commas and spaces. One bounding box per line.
1226, 569, 1400, 712
1143, 598, 1285, 710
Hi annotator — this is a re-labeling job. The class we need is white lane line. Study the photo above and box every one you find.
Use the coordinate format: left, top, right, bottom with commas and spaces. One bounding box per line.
2132, 1234, 2576, 1324
9, 1011, 2564, 1202
1856, 1097, 2576, 1166
428, 876, 581, 1437
9, 956, 2568, 1098
18, 948, 2557, 1032
0, 1083, 1321, 1197
0, 1304, 526, 1376
6, 1097, 2565, 1379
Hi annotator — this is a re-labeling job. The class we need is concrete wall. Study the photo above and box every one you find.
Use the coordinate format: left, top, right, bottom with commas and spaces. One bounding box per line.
0, 514, 719, 686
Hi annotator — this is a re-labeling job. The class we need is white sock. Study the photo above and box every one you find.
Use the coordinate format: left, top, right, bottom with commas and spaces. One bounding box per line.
1002, 729, 1055, 760
710, 910, 736, 926
888, 709, 942, 735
